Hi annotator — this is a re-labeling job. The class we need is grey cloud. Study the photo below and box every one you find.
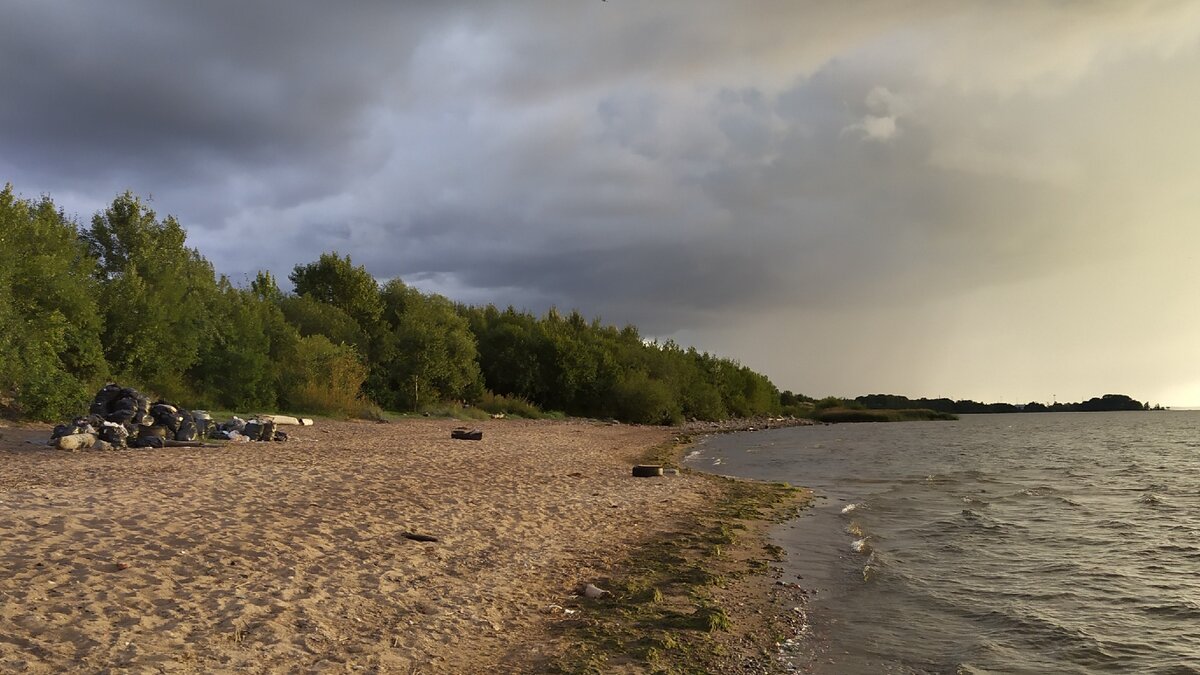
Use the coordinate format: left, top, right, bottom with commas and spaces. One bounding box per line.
4, 1, 1200, 402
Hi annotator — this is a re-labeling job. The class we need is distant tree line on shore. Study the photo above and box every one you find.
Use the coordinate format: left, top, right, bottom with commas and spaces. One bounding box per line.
0, 185, 788, 424
853, 393, 1156, 414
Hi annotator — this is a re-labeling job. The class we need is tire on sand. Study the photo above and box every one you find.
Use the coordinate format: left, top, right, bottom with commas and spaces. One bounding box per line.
632, 464, 664, 477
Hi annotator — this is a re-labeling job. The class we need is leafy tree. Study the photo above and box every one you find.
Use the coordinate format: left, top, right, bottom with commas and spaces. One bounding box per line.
279, 294, 369, 355
0, 186, 107, 418
378, 280, 484, 409
83, 192, 218, 399
188, 279, 281, 410
289, 252, 383, 331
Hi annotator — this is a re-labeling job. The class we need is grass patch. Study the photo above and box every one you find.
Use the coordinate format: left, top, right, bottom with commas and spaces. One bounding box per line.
416, 402, 491, 421
548, 437, 808, 674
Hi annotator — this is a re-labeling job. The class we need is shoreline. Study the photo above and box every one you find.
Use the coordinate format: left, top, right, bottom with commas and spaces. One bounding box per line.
0, 417, 813, 673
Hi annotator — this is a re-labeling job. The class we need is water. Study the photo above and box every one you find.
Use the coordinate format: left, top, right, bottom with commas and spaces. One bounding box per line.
684, 412, 1200, 674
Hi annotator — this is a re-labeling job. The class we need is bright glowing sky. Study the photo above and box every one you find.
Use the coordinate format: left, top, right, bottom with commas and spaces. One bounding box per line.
3, 1, 1199, 405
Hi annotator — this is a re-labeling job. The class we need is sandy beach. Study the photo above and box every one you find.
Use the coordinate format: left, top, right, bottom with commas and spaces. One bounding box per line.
0, 418, 752, 673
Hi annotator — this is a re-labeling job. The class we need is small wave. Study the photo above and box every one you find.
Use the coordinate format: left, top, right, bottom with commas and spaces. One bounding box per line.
711, 458, 723, 466
851, 538, 871, 554
1152, 541, 1198, 554
955, 509, 1009, 533
841, 502, 862, 514
1138, 493, 1169, 508
684, 449, 701, 460
846, 521, 865, 537
1140, 601, 1200, 620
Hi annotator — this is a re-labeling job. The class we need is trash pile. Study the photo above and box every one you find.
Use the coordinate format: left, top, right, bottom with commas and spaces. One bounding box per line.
49, 384, 291, 451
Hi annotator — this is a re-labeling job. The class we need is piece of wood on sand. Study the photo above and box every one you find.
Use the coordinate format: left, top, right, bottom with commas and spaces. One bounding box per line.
259, 414, 314, 426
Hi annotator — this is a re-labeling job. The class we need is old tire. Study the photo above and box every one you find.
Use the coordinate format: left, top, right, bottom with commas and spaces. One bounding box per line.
632, 465, 664, 478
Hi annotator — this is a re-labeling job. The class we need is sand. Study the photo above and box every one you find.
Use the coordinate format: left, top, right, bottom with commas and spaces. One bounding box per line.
0, 418, 728, 673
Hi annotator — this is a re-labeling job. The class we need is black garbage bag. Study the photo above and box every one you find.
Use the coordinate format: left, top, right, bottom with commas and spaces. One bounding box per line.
243, 420, 267, 441
151, 403, 182, 432
105, 407, 137, 425
132, 424, 168, 448
175, 409, 198, 441
98, 423, 129, 448
90, 384, 122, 416
192, 411, 213, 438
132, 435, 165, 449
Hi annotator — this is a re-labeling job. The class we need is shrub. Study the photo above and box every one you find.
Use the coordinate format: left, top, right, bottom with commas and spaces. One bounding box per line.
476, 391, 544, 418
613, 371, 682, 425
418, 402, 489, 421
280, 335, 367, 417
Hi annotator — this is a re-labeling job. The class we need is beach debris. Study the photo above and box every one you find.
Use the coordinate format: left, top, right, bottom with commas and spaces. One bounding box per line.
401, 531, 439, 543
543, 604, 579, 616
631, 464, 664, 477
450, 427, 483, 441
490, 413, 505, 419
582, 583, 610, 599
49, 384, 295, 450
259, 414, 314, 426
54, 432, 97, 452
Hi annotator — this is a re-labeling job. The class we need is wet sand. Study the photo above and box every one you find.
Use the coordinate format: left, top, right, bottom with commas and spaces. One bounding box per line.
0, 418, 727, 673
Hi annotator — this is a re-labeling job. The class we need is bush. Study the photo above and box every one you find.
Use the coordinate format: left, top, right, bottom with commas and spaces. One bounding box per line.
356, 400, 388, 422
280, 335, 367, 417
613, 372, 682, 425
418, 402, 489, 421
476, 391, 544, 418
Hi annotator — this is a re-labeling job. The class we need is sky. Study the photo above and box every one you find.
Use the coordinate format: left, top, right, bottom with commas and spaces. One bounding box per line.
2, 1, 1199, 405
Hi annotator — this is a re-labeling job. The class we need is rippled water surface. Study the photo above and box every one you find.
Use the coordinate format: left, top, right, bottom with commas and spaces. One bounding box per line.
686, 412, 1200, 674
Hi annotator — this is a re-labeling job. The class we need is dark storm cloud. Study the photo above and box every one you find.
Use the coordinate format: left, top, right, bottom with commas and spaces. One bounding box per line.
4, 1, 1200, 401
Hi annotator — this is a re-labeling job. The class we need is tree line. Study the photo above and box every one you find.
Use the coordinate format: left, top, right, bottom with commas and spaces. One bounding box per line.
0, 185, 794, 423
853, 393, 1153, 414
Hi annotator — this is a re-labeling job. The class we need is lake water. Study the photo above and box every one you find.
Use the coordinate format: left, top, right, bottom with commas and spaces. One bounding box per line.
684, 412, 1200, 674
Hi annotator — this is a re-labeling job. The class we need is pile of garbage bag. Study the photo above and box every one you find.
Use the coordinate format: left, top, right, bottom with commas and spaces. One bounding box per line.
49, 384, 288, 451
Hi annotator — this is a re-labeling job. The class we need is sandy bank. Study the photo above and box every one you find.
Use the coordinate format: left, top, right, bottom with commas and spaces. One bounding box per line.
0, 418, 737, 673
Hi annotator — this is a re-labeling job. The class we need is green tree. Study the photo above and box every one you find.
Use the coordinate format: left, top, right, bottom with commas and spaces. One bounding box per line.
0, 186, 107, 418
188, 279, 282, 410
288, 252, 383, 331
378, 280, 483, 409
279, 294, 369, 355
83, 192, 218, 398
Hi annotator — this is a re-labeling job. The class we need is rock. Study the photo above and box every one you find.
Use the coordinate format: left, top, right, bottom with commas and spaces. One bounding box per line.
582, 583, 610, 599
